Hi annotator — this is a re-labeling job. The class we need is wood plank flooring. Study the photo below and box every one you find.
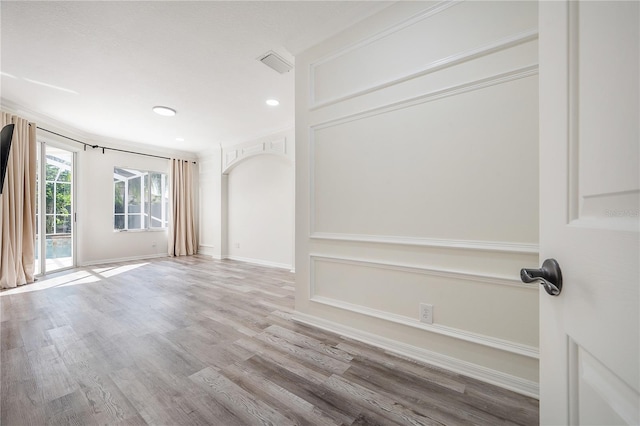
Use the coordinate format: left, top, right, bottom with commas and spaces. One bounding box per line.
1, 255, 539, 425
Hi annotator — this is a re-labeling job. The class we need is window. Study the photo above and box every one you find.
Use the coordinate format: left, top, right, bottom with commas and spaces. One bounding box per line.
114, 167, 169, 230
46, 154, 72, 235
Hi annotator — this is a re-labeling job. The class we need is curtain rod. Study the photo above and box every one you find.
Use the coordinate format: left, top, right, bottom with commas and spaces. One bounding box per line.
33, 126, 196, 164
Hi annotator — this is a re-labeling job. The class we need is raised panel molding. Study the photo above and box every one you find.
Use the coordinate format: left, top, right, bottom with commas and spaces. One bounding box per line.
310, 232, 539, 254
292, 311, 539, 398
309, 255, 536, 290
310, 0, 459, 106
222, 137, 288, 173
310, 65, 538, 131
311, 28, 538, 109
242, 143, 265, 156
310, 295, 538, 359
309, 66, 538, 242
309, 0, 538, 109
269, 139, 286, 154
308, 254, 538, 359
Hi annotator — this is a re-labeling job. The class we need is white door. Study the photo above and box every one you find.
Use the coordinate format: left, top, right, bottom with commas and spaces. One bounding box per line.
538, 1, 639, 424
36, 143, 75, 274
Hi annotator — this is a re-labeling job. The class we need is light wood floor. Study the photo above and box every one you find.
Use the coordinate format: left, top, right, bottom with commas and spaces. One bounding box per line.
1, 255, 539, 425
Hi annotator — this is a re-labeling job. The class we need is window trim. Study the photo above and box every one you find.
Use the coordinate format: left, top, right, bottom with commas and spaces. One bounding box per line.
113, 167, 169, 232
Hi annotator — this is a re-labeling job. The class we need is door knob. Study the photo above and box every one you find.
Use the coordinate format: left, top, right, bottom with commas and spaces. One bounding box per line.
521, 258, 562, 296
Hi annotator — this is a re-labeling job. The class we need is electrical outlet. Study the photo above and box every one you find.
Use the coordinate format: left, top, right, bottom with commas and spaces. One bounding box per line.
419, 303, 433, 324
151, 241, 156, 247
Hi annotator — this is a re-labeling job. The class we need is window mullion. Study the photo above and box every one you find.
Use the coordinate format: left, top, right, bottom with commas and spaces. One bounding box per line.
124, 178, 129, 230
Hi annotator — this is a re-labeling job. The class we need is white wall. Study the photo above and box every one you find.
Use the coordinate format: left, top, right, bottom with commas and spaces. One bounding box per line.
295, 1, 540, 397
227, 154, 293, 269
77, 147, 173, 265
198, 128, 295, 269
198, 146, 224, 259
3, 104, 198, 266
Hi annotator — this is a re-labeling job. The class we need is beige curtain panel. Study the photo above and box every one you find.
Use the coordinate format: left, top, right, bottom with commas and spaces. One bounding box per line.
169, 158, 197, 256
0, 112, 37, 289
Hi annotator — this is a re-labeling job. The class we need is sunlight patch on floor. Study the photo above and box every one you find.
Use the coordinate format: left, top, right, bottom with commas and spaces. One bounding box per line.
0, 262, 149, 295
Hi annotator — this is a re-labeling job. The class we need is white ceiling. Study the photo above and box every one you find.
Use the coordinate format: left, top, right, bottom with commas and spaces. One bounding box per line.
0, 1, 391, 154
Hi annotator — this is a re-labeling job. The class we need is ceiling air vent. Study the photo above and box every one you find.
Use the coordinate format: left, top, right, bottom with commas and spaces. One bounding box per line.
258, 51, 293, 74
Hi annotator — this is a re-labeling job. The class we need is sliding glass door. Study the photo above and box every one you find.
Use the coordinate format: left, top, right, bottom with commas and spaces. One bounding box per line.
35, 143, 75, 274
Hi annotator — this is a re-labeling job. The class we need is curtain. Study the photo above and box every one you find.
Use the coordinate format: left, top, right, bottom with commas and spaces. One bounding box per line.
168, 158, 197, 256
0, 112, 36, 289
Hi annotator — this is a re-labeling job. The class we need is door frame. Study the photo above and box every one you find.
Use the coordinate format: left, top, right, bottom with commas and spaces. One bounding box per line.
36, 136, 78, 275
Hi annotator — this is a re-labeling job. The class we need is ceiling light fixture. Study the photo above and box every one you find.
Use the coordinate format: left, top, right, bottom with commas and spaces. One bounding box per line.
152, 106, 176, 116
176, 137, 185, 142
266, 99, 280, 106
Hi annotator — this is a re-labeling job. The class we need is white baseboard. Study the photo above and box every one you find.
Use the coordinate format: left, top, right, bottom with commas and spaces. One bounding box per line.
310, 295, 538, 359
197, 244, 218, 258
225, 255, 292, 270
79, 253, 168, 267
292, 311, 539, 399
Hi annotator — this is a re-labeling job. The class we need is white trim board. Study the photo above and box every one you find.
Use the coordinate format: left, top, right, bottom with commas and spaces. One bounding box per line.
197, 244, 219, 258
308, 66, 539, 238
225, 255, 292, 271
292, 311, 539, 399
309, 254, 537, 292
309, 295, 538, 359
309, 65, 538, 131
310, 233, 539, 254
310, 28, 538, 109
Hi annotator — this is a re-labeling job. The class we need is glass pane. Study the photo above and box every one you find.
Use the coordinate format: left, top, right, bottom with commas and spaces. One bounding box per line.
128, 214, 141, 229
114, 181, 125, 214
44, 147, 73, 273
35, 142, 40, 275
144, 173, 149, 203
114, 214, 125, 230
56, 183, 71, 215
143, 173, 149, 227
58, 169, 71, 182
165, 200, 169, 226
150, 173, 162, 198
46, 182, 55, 214
150, 201, 162, 227
56, 215, 71, 234
46, 215, 54, 234
45, 164, 58, 181
47, 235, 71, 259
128, 176, 141, 213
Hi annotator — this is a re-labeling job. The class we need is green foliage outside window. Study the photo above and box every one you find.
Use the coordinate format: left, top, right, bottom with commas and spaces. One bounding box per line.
114, 167, 168, 230
45, 164, 72, 234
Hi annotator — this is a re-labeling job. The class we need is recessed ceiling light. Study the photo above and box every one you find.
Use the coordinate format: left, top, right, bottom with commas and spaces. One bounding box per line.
176, 137, 184, 142
266, 99, 280, 106
153, 106, 176, 116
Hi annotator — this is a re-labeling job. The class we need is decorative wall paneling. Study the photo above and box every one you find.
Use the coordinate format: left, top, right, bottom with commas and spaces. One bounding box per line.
309, 0, 537, 108
310, 71, 539, 242
309, 236, 538, 281
222, 131, 295, 269
310, 233, 538, 254
309, 255, 538, 356
223, 137, 287, 173
295, 0, 540, 396
292, 311, 540, 398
